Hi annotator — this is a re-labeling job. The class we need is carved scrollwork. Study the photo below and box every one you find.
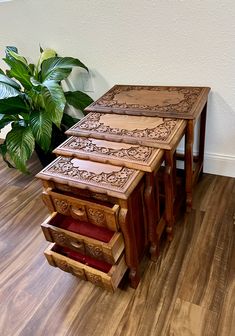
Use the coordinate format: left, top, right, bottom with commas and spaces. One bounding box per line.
94, 86, 202, 114
51, 231, 67, 245
65, 137, 153, 163
86, 272, 104, 287
45, 157, 134, 189
56, 259, 70, 273
86, 244, 103, 259
77, 113, 178, 142
53, 199, 70, 214
87, 208, 106, 226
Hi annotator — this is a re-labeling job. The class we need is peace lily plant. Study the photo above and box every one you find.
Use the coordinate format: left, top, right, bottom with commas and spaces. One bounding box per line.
0, 46, 93, 173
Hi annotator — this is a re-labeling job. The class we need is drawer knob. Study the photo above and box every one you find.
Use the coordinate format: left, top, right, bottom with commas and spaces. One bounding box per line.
71, 207, 85, 217
70, 241, 83, 249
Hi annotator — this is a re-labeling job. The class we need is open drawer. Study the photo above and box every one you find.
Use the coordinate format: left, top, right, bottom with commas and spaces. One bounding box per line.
41, 213, 124, 264
42, 190, 120, 231
44, 243, 128, 291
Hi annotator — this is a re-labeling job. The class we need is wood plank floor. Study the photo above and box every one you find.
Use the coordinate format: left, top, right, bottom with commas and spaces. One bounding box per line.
0, 154, 235, 336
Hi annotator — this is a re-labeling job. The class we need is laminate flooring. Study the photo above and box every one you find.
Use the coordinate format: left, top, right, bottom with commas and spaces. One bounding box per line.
0, 154, 234, 336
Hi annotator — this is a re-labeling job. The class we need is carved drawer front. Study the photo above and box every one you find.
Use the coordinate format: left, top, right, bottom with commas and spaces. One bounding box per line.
42, 190, 120, 231
41, 213, 124, 265
44, 243, 127, 292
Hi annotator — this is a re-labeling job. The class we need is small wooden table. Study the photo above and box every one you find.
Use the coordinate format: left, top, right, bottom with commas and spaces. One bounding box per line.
66, 113, 186, 242
85, 85, 211, 210
54, 136, 165, 261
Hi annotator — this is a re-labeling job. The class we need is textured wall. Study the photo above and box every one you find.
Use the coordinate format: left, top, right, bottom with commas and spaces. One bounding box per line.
0, 0, 235, 176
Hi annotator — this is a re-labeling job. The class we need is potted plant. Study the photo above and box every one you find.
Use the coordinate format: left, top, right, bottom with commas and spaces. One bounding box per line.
0, 46, 93, 172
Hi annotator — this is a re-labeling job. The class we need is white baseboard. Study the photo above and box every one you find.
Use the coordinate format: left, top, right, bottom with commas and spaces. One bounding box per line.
177, 149, 235, 178
203, 152, 235, 178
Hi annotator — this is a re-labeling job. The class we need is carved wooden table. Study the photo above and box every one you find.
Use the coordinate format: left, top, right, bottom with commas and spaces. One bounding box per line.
85, 85, 211, 210
54, 136, 165, 261
66, 113, 187, 241
37, 157, 147, 290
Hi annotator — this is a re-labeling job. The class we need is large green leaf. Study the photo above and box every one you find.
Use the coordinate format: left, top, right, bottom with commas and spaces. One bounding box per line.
0, 141, 14, 168
0, 114, 18, 130
6, 125, 35, 173
62, 112, 79, 128
40, 57, 88, 82
0, 96, 29, 114
0, 74, 21, 99
4, 57, 32, 89
30, 110, 52, 152
42, 81, 66, 127
6, 47, 29, 67
65, 90, 93, 112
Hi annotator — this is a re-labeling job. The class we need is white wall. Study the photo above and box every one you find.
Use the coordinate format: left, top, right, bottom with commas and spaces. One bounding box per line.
0, 0, 235, 176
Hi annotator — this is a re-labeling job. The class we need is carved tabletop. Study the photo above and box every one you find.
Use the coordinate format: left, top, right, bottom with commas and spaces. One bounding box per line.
36, 156, 144, 199
54, 137, 164, 172
66, 113, 186, 150
85, 85, 210, 119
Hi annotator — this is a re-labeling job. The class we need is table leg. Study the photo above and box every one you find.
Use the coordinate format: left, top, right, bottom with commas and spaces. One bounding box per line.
164, 150, 175, 241
197, 102, 207, 180
185, 120, 194, 212
144, 172, 160, 261
118, 207, 140, 288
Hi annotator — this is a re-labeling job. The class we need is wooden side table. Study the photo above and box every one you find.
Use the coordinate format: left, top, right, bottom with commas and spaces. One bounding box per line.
66, 113, 186, 242
54, 136, 165, 261
85, 85, 211, 210
37, 157, 147, 289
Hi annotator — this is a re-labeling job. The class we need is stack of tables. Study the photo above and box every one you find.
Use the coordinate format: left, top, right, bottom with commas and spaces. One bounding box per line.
37, 85, 210, 291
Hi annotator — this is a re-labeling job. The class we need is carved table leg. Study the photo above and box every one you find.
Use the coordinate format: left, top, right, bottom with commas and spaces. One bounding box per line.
144, 172, 160, 262
118, 207, 140, 288
185, 120, 194, 212
164, 151, 175, 241
197, 103, 207, 180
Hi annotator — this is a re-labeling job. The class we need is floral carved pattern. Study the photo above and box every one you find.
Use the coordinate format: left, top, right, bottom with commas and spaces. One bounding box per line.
86, 244, 103, 259
87, 208, 106, 226
54, 199, 70, 214
51, 231, 67, 245
45, 157, 135, 189
94, 86, 203, 114
76, 113, 177, 142
65, 137, 153, 163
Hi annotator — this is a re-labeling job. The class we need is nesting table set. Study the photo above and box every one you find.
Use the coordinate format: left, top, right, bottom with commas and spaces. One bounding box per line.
37, 85, 210, 291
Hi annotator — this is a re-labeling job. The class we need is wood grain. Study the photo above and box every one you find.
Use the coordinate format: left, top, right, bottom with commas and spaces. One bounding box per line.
0, 155, 234, 336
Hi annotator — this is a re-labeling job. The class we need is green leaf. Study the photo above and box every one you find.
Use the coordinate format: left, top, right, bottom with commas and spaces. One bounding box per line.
30, 110, 52, 152
0, 74, 21, 99
65, 90, 93, 111
42, 81, 66, 127
40, 57, 88, 82
35, 48, 57, 79
0, 69, 5, 75
0, 142, 14, 168
0, 114, 17, 130
61, 112, 78, 128
0, 96, 29, 114
4, 57, 32, 89
6, 125, 35, 173
6, 48, 29, 67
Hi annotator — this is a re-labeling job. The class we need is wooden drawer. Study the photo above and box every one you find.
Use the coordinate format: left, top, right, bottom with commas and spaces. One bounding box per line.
44, 243, 127, 291
42, 190, 120, 231
41, 213, 124, 264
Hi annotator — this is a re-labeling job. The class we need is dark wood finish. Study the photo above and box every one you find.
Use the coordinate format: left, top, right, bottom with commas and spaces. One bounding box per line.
1, 155, 235, 336
85, 84, 210, 119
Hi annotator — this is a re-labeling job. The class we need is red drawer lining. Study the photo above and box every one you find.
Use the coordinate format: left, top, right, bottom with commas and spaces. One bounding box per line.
53, 245, 112, 273
50, 214, 114, 243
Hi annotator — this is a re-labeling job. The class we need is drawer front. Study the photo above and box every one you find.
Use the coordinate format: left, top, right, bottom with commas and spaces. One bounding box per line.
44, 243, 127, 291
41, 213, 124, 264
42, 190, 119, 231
